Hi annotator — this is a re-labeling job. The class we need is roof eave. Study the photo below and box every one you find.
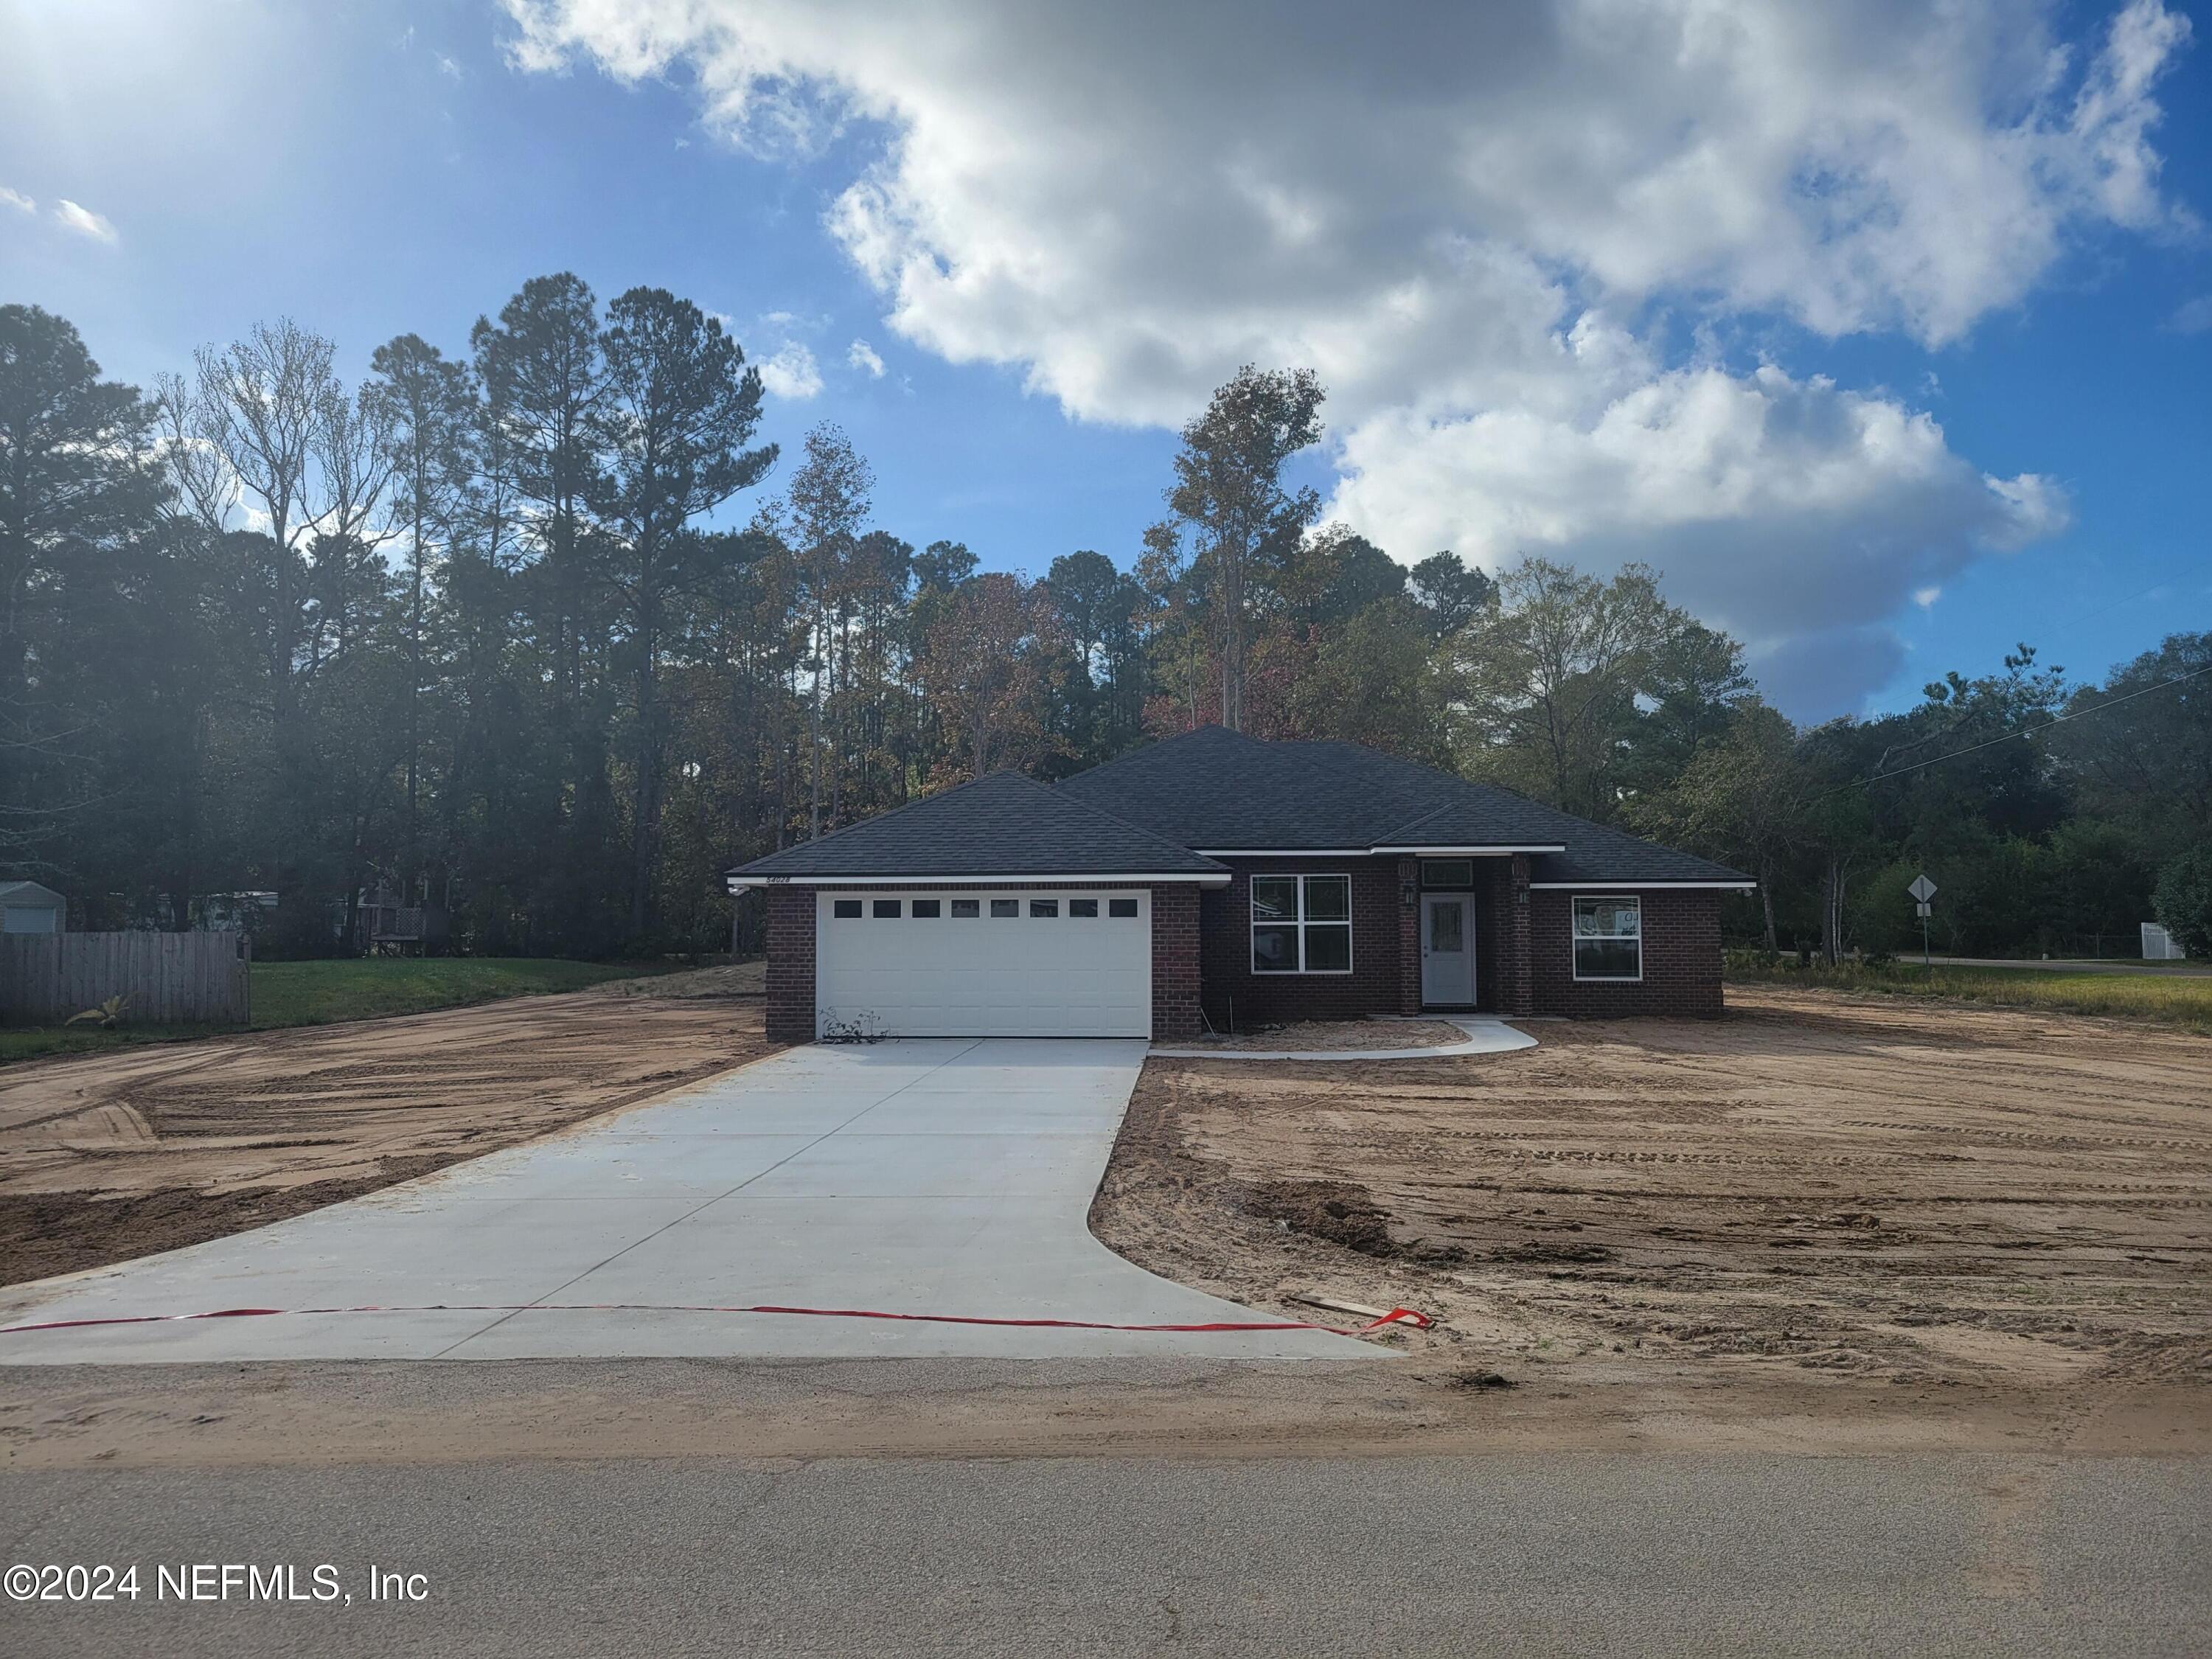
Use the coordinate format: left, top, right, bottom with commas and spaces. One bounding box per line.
1366, 843, 1568, 856
1193, 843, 1568, 857
727, 871, 1232, 891
1528, 879, 1757, 890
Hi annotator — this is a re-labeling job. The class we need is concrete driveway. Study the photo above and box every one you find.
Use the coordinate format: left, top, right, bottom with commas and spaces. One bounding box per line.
0, 1040, 1374, 1363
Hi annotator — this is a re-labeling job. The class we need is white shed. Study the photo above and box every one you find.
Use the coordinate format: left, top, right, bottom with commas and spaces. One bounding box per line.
2142, 921, 2188, 961
0, 881, 65, 935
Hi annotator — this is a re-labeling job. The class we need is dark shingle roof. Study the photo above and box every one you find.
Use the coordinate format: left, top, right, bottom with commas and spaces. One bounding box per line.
729, 769, 1227, 880
730, 728, 1750, 886
1057, 726, 1750, 884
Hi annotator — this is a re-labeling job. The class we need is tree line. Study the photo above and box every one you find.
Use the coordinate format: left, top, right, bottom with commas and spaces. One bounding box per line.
1, 291, 2205, 959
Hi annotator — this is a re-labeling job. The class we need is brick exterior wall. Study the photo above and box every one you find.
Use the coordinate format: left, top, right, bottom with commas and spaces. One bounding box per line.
1497, 854, 1536, 1017
764, 884, 818, 1044
1394, 858, 1421, 1016
760, 879, 1206, 1042
1149, 884, 1203, 1040
1197, 857, 1406, 1029
1529, 887, 1724, 1018
762, 868, 1726, 1040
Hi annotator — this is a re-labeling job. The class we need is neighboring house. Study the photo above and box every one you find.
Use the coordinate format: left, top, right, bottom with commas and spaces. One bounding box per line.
728, 725, 1753, 1043
352, 886, 451, 955
0, 881, 66, 936
191, 891, 278, 932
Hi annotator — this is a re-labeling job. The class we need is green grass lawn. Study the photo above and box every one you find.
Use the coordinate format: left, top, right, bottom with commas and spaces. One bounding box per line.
1726, 955, 2212, 1037
0, 958, 675, 1066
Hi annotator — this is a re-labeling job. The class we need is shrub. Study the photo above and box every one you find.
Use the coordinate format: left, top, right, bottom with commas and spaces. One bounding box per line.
2152, 846, 2212, 956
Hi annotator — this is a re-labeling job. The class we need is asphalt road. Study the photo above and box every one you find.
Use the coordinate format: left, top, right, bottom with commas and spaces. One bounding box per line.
1921, 955, 2210, 975
5, 1453, 2206, 1656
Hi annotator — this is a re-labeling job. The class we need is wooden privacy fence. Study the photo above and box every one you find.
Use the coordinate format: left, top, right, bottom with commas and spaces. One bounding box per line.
0, 931, 251, 1026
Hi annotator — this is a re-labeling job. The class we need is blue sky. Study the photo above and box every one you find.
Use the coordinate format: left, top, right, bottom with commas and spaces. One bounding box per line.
1, 0, 2205, 719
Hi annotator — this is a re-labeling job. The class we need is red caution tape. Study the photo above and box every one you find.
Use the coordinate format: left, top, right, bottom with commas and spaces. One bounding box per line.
0, 1302, 1433, 1339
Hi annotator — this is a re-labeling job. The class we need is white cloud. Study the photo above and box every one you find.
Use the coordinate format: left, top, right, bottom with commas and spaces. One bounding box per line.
1331, 328, 2068, 690
0, 186, 33, 215
506, 0, 2189, 714
52, 198, 117, 243
760, 341, 824, 400
1914, 587, 1943, 609
848, 337, 886, 378
2171, 295, 2212, 334
437, 52, 465, 80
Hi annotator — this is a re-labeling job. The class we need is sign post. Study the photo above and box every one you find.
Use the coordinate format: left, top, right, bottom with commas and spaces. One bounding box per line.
1907, 874, 1937, 969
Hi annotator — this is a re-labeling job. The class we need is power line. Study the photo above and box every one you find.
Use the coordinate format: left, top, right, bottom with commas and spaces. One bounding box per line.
1846, 659, 2212, 792
2053, 552, 2208, 633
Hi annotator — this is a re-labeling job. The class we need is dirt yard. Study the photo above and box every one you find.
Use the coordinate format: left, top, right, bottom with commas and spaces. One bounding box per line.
0, 976, 776, 1284
1094, 985, 2212, 1402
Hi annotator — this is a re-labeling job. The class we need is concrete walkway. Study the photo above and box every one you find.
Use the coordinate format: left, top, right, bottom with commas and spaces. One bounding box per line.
0, 1040, 1374, 1363
1152, 1016, 1537, 1062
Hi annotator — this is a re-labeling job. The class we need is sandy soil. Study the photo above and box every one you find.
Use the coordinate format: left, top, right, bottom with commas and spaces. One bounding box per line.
0, 987, 778, 1285
7, 1354, 2206, 1470
1093, 985, 2212, 1404
1165, 1019, 1470, 1052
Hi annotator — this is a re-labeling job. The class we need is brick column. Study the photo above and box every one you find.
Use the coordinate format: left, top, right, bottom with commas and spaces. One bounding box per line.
1397, 857, 1421, 1015
764, 885, 817, 1043
1503, 853, 1535, 1018
1150, 885, 1203, 1040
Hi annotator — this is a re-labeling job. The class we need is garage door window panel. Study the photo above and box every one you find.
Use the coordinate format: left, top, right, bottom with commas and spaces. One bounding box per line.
832, 899, 862, 919
1251, 874, 1353, 974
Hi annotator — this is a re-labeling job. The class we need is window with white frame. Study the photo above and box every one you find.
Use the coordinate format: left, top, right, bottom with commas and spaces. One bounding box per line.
1251, 874, 1352, 973
1572, 895, 1641, 981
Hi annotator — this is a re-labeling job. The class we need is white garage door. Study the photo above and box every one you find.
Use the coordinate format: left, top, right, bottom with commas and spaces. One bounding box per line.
815, 889, 1151, 1037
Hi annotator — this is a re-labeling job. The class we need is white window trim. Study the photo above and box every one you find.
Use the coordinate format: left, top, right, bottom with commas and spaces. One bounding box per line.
1571, 894, 1644, 984
1251, 872, 1354, 975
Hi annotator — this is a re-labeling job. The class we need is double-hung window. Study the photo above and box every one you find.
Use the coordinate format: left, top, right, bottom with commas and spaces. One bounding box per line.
1251, 874, 1352, 974
1572, 896, 1641, 981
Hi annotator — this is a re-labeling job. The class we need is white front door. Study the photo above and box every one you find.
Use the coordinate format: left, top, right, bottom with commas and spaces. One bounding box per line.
1420, 894, 1474, 1006
815, 890, 1152, 1037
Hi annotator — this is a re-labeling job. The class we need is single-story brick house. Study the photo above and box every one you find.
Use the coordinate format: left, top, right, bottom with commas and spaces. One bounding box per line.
728, 725, 1752, 1043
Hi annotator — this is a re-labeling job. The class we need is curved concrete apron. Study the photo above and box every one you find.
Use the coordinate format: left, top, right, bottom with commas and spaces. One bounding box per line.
0, 1040, 1376, 1363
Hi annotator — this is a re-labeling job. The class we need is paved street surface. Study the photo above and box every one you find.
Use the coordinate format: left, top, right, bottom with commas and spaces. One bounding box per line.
1, 1040, 1366, 1363
4, 1453, 2205, 1656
